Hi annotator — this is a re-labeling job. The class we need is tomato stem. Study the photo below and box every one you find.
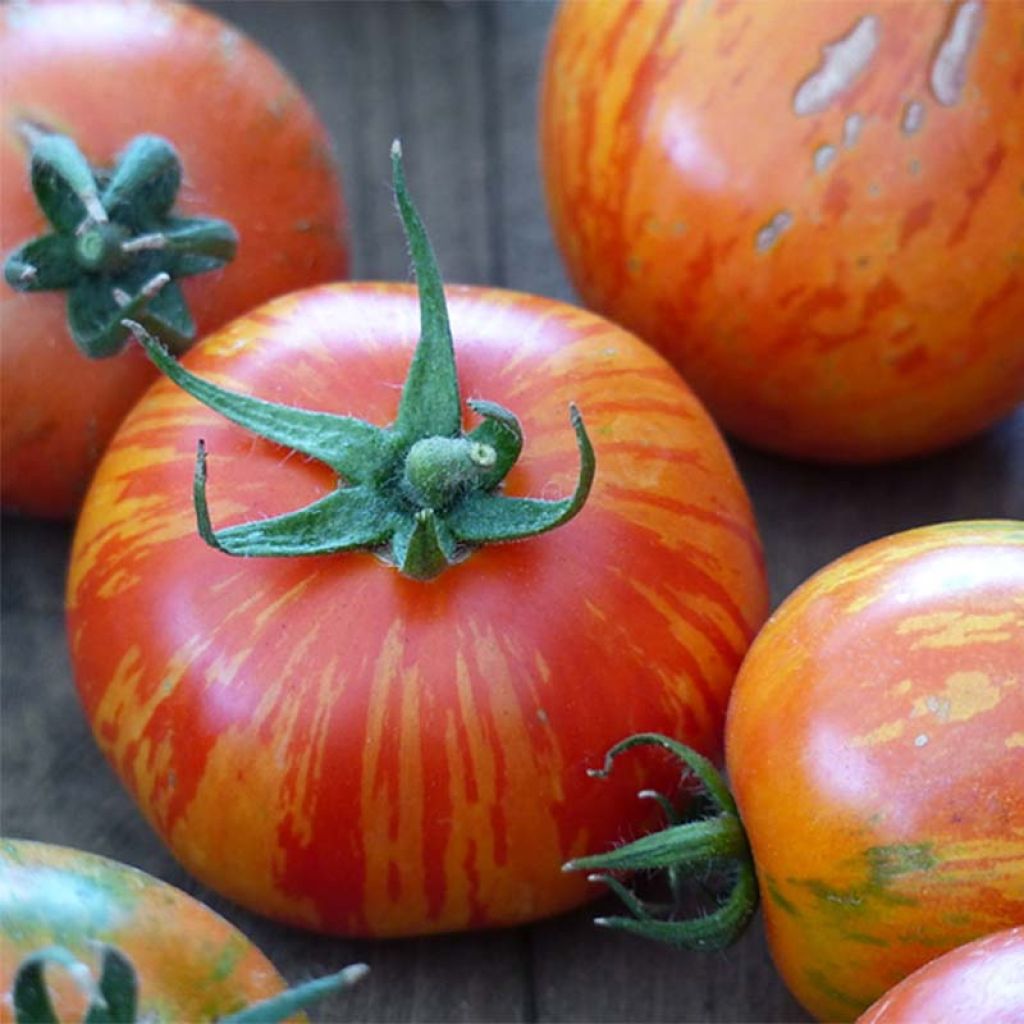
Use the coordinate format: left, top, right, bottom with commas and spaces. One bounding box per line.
563, 732, 758, 952
126, 141, 595, 579
3, 124, 237, 358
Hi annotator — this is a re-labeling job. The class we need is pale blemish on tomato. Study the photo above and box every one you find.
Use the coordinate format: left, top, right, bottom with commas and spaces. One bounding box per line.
814, 144, 838, 174
792, 15, 880, 117
901, 100, 926, 135
842, 113, 864, 149
1006, 732, 1024, 749
755, 210, 793, 252
931, 0, 985, 107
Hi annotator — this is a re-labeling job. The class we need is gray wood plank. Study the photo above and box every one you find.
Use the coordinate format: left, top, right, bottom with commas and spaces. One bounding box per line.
485, 2, 575, 301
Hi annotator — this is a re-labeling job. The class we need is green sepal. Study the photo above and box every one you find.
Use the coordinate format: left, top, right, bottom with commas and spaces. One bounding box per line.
129, 142, 595, 580
29, 131, 106, 232
4, 234, 79, 291
68, 273, 190, 360
448, 404, 593, 543
83, 947, 138, 1024
392, 509, 462, 581
135, 325, 398, 482
101, 135, 181, 227
391, 140, 461, 442
220, 963, 369, 1024
562, 732, 758, 953
12, 945, 366, 1024
593, 862, 759, 953
13, 947, 101, 1024
465, 399, 523, 491
160, 217, 239, 276
3, 125, 238, 358
195, 440, 397, 557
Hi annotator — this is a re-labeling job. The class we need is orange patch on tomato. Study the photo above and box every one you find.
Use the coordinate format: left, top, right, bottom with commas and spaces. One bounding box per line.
897, 611, 1018, 649
910, 671, 1005, 726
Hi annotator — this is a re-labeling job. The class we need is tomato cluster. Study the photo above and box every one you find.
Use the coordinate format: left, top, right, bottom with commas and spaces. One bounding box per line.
3, 1, 1021, 1022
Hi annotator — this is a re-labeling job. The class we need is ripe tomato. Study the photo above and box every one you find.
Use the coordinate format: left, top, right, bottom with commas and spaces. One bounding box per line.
1, 0, 349, 518
66, 277, 768, 936
0, 838, 365, 1022
541, 1, 1024, 462
725, 521, 1024, 1020
857, 925, 1024, 1023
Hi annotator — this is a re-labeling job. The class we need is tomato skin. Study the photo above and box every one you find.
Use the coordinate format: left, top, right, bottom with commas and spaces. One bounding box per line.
1, 0, 349, 518
725, 521, 1024, 1021
66, 283, 768, 937
540, 1, 1024, 463
856, 926, 1024, 1024
0, 838, 295, 1022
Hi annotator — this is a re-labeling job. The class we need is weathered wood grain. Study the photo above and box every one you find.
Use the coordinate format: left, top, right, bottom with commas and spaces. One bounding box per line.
2, 2, 1021, 1022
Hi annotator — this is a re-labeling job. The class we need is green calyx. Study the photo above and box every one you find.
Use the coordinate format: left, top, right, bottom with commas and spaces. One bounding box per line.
128, 140, 594, 581
12, 944, 368, 1023
563, 733, 758, 952
3, 123, 237, 358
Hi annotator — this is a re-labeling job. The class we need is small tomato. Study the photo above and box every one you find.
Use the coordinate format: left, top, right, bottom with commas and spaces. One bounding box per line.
1, 0, 349, 517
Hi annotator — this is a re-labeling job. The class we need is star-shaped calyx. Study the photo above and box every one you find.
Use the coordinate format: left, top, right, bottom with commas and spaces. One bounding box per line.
4, 123, 237, 357
126, 141, 594, 581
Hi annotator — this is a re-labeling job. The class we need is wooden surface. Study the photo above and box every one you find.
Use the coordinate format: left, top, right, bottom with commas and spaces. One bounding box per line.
2, 2, 1022, 1021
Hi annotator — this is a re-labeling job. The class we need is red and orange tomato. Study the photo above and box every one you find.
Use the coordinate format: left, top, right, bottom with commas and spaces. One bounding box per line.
1, 0, 349, 517
541, 1, 1024, 462
856, 925, 1024, 1024
725, 520, 1024, 1020
0, 838, 301, 1022
66, 281, 768, 937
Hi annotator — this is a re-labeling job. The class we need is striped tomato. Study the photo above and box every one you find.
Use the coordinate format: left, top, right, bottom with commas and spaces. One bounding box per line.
566, 520, 1024, 1021
729, 520, 1024, 1019
1, 1, 349, 518
0, 839, 365, 1022
65, 150, 768, 937
857, 925, 1024, 1024
540, 1, 1024, 462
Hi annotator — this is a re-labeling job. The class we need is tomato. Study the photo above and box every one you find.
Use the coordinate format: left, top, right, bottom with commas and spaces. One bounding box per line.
856, 925, 1024, 1023
725, 521, 1024, 1019
1, 0, 349, 518
566, 521, 1023, 1020
0, 838, 366, 1023
65, 148, 767, 936
540, 1, 1024, 462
